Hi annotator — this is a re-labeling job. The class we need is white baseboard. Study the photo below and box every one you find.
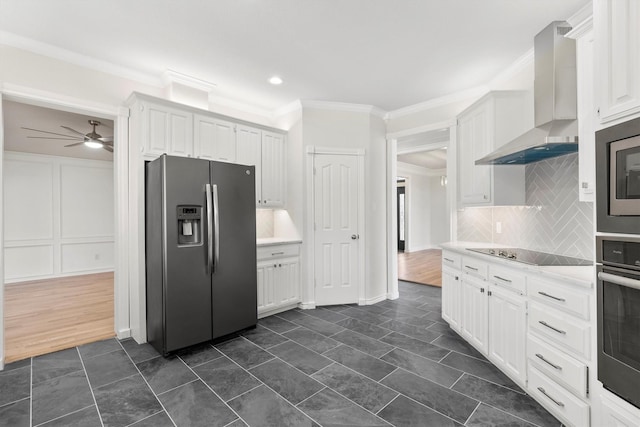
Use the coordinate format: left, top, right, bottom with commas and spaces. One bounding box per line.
387, 291, 400, 300
359, 294, 387, 306
0, 357, 4, 371
405, 244, 438, 253
258, 302, 301, 318
299, 302, 316, 310
116, 328, 132, 340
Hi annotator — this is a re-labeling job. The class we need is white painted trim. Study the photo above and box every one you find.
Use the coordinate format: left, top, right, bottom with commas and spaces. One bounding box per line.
305, 146, 366, 156
397, 141, 447, 155
274, 100, 303, 118
387, 138, 399, 300
258, 302, 302, 317
298, 302, 317, 310
488, 49, 534, 89
208, 94, 275, 121
405, 244, 435, 253
385, 87, 488, 120
566, 2, 594, 39
387, 290, 399, 300
162, 69, 217, 92
386, 120, 456, 140
300, 100, 386, 118
0, 93, 4, 370
356, 153, 366, 306
0, 31, 162, 88
360, 293, 387, 306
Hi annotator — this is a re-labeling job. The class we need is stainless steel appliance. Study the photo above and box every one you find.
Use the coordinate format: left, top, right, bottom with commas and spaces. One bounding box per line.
466, 247, 591, 266
146, 154, 257, 355
596, 236, 640, 409
596, 116, 640, 233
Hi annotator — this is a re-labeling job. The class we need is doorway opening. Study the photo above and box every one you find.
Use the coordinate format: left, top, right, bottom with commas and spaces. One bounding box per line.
393, 128, 451, 288
2, 99, 116, 363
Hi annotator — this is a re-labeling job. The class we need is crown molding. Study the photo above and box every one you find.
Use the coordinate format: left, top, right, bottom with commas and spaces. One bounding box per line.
386, 119, 455, 140
565, 2, 593, 39
0, 31, 163, 88
273, 99, 303, 118
207, 94, 275, 121
300, 100, 386, 118
488, 48, 534, 89
385, 86, 488, 120
162, 69, 217, 92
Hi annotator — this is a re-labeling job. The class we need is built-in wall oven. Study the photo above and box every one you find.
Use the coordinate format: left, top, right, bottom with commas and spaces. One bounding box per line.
596, 116, 640, 233
596, 236, 640, 409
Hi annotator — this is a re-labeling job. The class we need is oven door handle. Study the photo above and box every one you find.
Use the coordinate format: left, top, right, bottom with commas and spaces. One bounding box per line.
598, 272, 640, 291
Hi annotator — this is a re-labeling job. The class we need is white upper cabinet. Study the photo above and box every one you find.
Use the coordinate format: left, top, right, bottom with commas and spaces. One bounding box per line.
457, 91, 529, 207
194, 115, 237, 162
236, 125, 263, 206
595, 0, 640, 124
139, 100, 193, 158
261, 131, 285, 207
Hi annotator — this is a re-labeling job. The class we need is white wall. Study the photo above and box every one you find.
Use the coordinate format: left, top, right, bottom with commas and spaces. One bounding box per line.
429, 175, 449, 246
3, 152, 114, 282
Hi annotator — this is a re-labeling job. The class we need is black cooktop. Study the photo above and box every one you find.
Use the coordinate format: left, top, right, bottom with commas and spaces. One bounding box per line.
466, 247, 593, 266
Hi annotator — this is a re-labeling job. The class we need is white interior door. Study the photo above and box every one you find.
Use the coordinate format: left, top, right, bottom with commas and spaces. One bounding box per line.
313, 154, 359, 305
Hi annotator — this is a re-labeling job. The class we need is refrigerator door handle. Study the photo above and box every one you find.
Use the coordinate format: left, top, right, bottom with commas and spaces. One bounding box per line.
206, 183, 214, 274
213, 184, 220, 271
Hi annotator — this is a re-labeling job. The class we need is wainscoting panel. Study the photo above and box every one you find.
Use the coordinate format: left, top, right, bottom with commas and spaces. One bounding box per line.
5, 245, 54, 280
61, 242, 115, 273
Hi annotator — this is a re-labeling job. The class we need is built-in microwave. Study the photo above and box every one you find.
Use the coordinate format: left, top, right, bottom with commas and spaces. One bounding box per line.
596, 116, 640, 233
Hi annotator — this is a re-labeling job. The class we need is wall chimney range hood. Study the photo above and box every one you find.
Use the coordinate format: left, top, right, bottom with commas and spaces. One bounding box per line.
476, 21, 578, 165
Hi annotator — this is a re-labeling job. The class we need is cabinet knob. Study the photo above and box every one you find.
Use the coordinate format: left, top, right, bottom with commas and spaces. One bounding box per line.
455, 276, 459, 280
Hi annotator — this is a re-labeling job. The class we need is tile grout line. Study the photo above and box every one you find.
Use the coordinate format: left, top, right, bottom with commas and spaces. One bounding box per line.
480, 401, 550, 427
125, 410, 166, 426
116, 339, 180, 427
374, 393, 400, 416
376, 367, 399, 383
32, 405, 96, 427
75, 347, 105, 427
463, 401, 482, 425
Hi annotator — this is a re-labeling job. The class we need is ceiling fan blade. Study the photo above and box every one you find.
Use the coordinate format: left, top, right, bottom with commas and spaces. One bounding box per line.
22, 127, 78, 138
64, 142, 86, 147
60, 126, 87, 137
102, 145, 114, 152
27, 136, 83, 141
99, 136, 114, 143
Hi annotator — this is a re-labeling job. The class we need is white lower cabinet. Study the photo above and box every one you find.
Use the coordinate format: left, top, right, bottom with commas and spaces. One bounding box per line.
600, 391, 640, 427
257, 243, 300, 317
442, 265, 462, 331
460, 275, 488, 354
487, 284, 527, 386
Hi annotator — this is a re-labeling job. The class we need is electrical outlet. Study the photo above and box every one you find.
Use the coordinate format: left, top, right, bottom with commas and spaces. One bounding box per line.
496, 221, 502, 234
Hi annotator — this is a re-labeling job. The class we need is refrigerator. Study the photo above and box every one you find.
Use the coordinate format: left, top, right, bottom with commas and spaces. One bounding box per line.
146, 154, 257, 355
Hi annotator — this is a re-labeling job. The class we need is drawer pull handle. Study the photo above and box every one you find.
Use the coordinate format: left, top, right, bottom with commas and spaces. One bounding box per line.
538, 291, 565, 302
465, 265, 479, 271
535, 353, 563, 370
493, 275, 512, 283
537, 387, 565, 407
444, 257, 455, 263
271, 252, 285, 256
539, 321, 566, 335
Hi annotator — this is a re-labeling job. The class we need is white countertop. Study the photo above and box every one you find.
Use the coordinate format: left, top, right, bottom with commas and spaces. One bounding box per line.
441, 241, 595, 287
257, 237, 302, 247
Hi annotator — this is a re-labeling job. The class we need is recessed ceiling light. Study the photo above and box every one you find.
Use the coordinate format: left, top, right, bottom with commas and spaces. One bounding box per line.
269, 76, 283, 85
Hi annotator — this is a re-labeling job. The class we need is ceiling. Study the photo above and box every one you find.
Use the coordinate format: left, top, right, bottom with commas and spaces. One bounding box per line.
3, 101, 114, 161
0, 0, 589, 113
398, 149, 447, 170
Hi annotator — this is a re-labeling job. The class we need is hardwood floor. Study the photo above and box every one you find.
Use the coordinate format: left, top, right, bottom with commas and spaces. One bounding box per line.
4, 272, 115, 363
397, 249, 442, 287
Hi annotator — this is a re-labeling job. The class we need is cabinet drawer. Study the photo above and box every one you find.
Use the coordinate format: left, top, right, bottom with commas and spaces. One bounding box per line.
529, 277, 590, 320
527, 334, 588, 398
442, 251, 461, 269
529, 302, 590, 359
528, 365, 589, 427
257, 244, 300, 260
489, 264, 526, 295
462, 256, 488, 279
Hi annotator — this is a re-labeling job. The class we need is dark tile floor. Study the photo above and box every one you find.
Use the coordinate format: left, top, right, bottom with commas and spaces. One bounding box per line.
0, 281, 561, 427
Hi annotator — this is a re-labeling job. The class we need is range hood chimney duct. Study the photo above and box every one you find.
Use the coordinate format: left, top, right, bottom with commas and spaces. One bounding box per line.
476, 21, 578, 165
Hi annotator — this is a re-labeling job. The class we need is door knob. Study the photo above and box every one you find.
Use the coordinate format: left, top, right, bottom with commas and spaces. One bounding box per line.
351, 234, 359, 240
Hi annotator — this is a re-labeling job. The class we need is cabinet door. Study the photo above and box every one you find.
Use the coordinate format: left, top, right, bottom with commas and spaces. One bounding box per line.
600, 392, 640, 427
237, 125, 263, 205
194, 115, 236, 162
596, 0, 640, 123
442, 266, 461, 331
488, 285, 527, 385
460, 275, 488, 354
261, 131, 285, 207
458, 106, 492, 205
144, 102, 193, 157
257, 261, 277, 314
277, 258, 300, 306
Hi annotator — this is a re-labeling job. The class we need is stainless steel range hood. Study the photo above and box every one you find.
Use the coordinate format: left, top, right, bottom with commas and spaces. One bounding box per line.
476, 21, 578, 165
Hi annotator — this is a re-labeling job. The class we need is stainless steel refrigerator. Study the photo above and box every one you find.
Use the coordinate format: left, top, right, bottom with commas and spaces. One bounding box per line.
146, 154, 257, 355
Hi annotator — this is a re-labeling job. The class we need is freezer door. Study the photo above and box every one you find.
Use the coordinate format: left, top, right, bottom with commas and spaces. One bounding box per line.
147, 155, 213, 354
210, 161, 258, 338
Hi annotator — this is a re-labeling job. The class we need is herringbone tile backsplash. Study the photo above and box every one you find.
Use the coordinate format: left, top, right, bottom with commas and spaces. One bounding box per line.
457, 153, 594, 260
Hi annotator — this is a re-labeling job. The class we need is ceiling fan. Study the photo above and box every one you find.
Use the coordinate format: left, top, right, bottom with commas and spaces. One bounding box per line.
22, 119, 114, 152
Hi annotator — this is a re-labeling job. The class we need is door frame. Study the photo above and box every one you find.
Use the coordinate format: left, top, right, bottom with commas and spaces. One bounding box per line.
386, 120, 457, 300
304, 146, 365, 307
0, 84, 130, 369
396, 181, 406, 252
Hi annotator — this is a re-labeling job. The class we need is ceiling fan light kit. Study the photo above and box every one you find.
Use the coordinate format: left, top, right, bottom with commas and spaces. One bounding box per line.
22, 119, 114, 153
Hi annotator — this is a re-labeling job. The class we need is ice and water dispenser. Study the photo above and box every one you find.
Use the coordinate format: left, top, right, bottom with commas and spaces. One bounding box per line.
177, 206, 202, 245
